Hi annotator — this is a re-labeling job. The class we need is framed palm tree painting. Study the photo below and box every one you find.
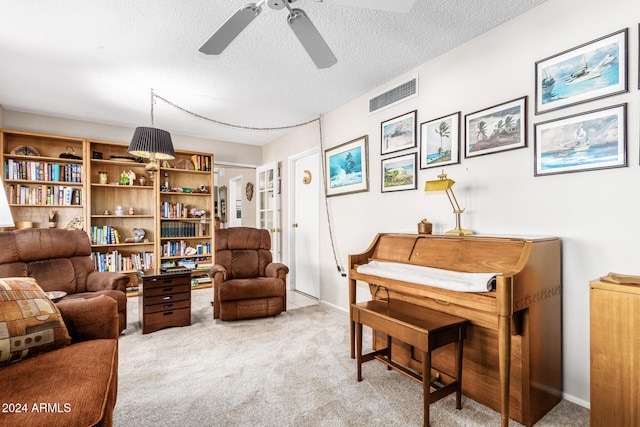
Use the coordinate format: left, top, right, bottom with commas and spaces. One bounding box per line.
419, 112, 460, 169
465, 96, 527, 158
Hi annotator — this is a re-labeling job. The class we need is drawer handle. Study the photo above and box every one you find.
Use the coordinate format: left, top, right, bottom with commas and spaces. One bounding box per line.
163, 311, 174, 316
435, 299, 450, 305
163, 303, 174, 308
163, 296, 173, 301
163, 287, 174, 292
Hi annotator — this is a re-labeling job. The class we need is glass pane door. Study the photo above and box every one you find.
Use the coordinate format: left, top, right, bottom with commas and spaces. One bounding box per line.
256, 162, 281, 262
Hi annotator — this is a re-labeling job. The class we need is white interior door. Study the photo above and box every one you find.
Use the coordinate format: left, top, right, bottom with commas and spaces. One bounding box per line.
289, 149, 320, 298
228, 175, 242, 227
256, 162, 281, 262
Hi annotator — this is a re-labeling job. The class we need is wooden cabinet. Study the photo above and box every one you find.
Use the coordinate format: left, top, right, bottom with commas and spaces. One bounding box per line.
590, 280, 640, 426
1, 130, 85, 230
158, 150, 214, 287
138, 270, 191, 334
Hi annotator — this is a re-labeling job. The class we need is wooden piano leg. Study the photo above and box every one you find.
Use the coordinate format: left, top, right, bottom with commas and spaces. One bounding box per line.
499, 315, 511, 427
349, 278, 357, 359
423, 350, 431, 427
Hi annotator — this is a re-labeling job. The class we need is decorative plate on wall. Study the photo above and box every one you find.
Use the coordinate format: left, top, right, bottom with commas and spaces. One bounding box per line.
175, 159, 195, 170
10, 145, 40, 156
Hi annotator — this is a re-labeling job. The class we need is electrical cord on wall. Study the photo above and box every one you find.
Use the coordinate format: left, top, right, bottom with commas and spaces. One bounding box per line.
318, 115, 347, 277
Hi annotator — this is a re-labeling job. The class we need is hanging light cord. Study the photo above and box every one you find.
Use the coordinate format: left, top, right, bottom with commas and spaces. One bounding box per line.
150, 90, 344, 276
152, 91, 319, 132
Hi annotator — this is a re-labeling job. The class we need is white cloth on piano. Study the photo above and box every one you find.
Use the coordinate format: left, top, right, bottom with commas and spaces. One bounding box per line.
356, 260, 498, 292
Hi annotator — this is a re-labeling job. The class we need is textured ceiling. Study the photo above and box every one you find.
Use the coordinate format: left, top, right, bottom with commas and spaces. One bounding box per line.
0, 0, 547, 146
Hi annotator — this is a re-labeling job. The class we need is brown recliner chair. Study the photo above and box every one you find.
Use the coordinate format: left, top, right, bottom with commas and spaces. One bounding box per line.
211, 227, 288, 321
0, 228, 129, 333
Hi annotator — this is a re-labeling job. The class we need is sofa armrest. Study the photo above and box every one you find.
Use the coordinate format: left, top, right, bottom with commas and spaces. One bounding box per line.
56, 295, 119, 342
86, 271, 130, 292
210, 264, 228, 284
266, 262, 289, 280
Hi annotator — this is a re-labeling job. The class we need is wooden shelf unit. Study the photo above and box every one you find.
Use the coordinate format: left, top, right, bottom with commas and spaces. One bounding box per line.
86, 139, 158, 277
157, 150, 214, 274
1, 129, 86, 230
2, 130, 215, 294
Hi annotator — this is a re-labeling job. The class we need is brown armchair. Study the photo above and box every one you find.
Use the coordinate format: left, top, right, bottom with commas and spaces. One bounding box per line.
211, 227, 288, 321
0, 228, 129, 332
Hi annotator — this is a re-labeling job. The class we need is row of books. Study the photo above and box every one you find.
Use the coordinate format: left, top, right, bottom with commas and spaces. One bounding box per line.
161, 240, 211, 257
5, 184, 82, 205
90, 225, 122, 245
5, 159, 82, 183
160, 201, 191, 219
177, 258, 213, 271
91, 250, 154, 272
190, 154, 211, 171
160, 221, 200, 238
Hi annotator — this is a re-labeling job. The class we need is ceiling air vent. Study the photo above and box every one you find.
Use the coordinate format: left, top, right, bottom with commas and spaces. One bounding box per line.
368, 76, 418, 114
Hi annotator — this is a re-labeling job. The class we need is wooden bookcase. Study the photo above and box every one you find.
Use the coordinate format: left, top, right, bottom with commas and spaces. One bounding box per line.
158, 150, 214, 289
1, 129, 86, 230
85, 139, 158, 290
2, 129, 215, 294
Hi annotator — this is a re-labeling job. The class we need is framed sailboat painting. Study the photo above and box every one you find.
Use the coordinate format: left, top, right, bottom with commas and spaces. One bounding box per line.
533, 104, 627, 176
535, 28, 628, 114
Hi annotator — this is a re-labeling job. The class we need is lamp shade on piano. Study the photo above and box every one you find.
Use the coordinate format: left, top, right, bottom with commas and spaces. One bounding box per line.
424, 171, 472, 236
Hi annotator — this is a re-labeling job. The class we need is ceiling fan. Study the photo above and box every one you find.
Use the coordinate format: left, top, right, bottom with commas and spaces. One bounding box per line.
199, 0, 416, 69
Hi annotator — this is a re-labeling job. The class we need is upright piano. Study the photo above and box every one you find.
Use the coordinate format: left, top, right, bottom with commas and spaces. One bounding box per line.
348, 233, 562, 427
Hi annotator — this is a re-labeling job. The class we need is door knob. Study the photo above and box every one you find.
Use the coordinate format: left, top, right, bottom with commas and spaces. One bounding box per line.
293, 223, 298, 228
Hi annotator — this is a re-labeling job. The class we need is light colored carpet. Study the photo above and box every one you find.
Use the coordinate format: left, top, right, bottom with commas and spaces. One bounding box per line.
114, 290, 589, 426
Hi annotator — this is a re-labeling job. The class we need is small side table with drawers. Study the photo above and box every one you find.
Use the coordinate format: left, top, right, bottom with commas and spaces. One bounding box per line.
138, 269, 191, 334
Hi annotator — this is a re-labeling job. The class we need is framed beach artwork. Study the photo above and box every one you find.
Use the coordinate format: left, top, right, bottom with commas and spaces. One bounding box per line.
419, 112, 460, 169
324, 135, 369, 197
381, 152, 417, 193
380, 110, 417, 155
535, 28, 628, 114
465, 96, 527, 158
534, 103, 626, 176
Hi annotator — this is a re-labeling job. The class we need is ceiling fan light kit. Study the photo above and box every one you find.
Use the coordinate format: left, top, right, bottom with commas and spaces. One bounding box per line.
199, 0, 337, 69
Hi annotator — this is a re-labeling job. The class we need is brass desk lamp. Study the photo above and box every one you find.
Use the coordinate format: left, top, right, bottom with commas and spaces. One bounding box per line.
424, 171, 473, 236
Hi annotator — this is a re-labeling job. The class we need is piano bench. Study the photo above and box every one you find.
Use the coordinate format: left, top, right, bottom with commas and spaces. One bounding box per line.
352, 299, 468, 427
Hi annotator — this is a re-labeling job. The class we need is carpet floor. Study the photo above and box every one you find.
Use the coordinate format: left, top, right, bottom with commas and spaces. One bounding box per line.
113, 289, 589, 426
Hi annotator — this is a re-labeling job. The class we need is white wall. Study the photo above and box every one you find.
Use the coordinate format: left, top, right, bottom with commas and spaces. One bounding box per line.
264, 0, 640, 406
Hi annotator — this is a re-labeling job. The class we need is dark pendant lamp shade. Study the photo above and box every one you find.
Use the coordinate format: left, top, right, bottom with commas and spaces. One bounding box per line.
128, 127, 176, 160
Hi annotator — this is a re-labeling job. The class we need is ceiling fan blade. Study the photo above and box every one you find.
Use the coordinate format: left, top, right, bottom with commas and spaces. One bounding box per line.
199, 4, 262, 55
287, 8, 337, 69
318, 0, 416, 13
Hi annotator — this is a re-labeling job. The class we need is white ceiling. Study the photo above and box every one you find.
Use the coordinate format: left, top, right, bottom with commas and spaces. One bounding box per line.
0, 0, 547, 146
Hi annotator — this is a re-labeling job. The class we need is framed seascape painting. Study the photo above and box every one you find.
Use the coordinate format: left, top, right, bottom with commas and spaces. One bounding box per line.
465, 96, 527, 158
534, 103, 626, 176
381, 152, 417, 193
325, 135, 369, 197
380, 110, 417, 155
535, 28, 627, 114
419, 112, 460, 169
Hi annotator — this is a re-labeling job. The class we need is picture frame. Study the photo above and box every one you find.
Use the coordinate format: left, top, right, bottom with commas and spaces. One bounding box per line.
381, 152, 417, 193
535, 28, 628, 114
324, 135, 369, 197
534, 103, 626, 176
380, 110, 417, 155
465, 96, 527, 158
419, 112, 460, 169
